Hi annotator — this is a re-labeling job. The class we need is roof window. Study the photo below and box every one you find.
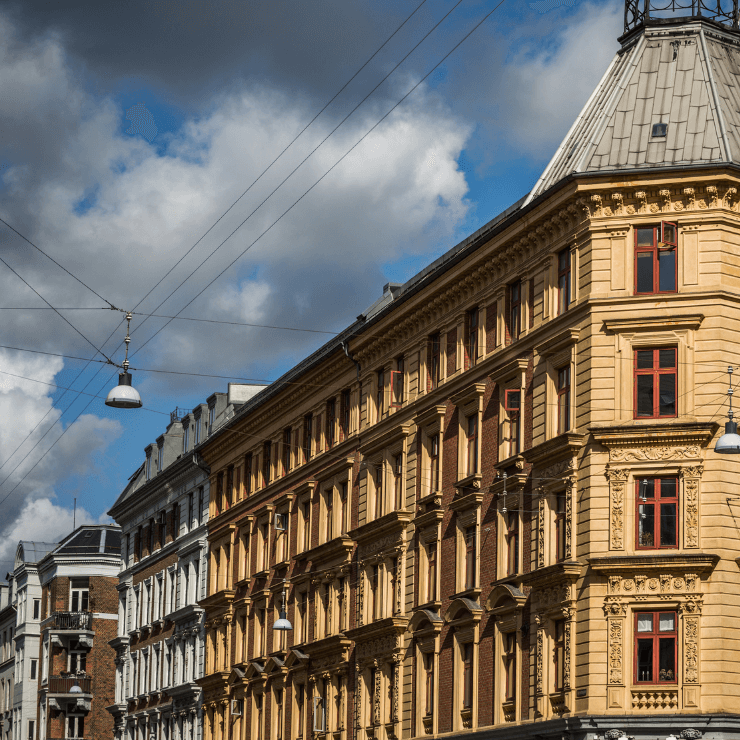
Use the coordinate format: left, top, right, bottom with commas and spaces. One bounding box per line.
652, 122, 667, 138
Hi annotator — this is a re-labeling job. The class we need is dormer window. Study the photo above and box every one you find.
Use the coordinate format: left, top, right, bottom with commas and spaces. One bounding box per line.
146, 453, 152, 481
157, 443, 164, 472
182, 422, 189, 453
208, 404, 216, 435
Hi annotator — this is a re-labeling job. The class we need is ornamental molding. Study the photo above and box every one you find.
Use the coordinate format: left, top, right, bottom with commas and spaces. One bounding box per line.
602, 314, 704, 333
590, 422, 718, 459
584, 181, 740, 219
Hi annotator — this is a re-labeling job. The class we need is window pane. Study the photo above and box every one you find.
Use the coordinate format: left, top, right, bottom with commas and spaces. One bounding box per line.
636, 639, 653, 681
637, 614, 653, 632
636, 350, 654, 369
658, 349, 676, 368
637, 228, 654, 246
636, 251, 654, 292
658, 249, 676, 291
641, 479, 655, 499
659, 613, 675, 631
659, 373, 676, 416
662, 223, 676, 245
658, 637, 675, 680
659, 478, 677, 498
660, 503, 677, 547
636, 375, 654, 416
638, 504, 655, 546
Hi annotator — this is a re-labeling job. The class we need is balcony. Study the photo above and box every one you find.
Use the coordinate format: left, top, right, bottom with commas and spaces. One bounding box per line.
50, 612, 92, 631
48, 675, 92, 694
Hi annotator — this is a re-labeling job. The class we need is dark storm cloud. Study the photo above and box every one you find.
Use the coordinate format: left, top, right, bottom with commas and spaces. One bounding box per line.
3, 0, 415, 102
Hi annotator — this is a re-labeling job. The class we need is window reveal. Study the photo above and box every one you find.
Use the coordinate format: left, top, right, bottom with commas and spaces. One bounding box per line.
557, 366, 571, 434
557, 249, 571, 314
635, 222, 677, 294
634, 348, 677, 418
636, 477, 678, 549
635, 611, 677, 683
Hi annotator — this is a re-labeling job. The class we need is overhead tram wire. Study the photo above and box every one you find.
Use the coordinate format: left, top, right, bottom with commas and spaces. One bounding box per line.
0, 0, 511, 508
129, 0, 509, 362
123, 0, 432, 338
0, 256, 115, 366
0, 216, 115, 309
0, 0, 440, 481
124, 0, 468, 354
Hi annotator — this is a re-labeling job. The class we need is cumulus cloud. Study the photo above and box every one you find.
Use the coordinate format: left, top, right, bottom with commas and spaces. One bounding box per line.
0, 496, 110, 572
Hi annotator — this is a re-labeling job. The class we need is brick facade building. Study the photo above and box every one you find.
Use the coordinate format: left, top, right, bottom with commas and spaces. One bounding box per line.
193, 5, 740, 740
36, 525, 121, 740
108, 388, 259, 740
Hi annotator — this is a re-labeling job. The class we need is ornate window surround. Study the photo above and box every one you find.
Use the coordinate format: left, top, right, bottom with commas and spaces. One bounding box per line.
591, 553, 717, 713
603, 315, 702, 423
414, 405, 446, 499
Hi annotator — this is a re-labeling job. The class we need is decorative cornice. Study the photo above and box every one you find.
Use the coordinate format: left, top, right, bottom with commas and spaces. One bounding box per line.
524, 432, 586, 467
588, 553, 719, 575
590, 421, 718, 458
603, 314, 704, 333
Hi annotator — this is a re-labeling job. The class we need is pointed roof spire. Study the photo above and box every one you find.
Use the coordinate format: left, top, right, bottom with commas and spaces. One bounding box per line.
525, 1, 740, 205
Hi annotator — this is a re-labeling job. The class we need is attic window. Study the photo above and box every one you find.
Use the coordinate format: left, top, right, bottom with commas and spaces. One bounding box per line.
652, 122, 667, 138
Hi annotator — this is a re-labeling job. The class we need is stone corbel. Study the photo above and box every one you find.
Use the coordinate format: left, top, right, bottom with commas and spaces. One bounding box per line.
611, 192, 624, 215
635, 190, 648, 213
684, 187, 696, 210
706, 185, 719, 207
590, 193, 603, 217
724, 186, 738, 208
659, 188, 672, 211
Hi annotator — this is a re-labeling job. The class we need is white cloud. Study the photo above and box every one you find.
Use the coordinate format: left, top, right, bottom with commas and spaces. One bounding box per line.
0, 496, 110, 570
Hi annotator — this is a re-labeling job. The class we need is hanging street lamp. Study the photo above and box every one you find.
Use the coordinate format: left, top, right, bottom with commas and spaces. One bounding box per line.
715, 366, 740, 454
105, 311, 143, 409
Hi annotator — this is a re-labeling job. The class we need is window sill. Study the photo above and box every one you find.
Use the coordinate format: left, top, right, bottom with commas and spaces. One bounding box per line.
252, 568, 270, 580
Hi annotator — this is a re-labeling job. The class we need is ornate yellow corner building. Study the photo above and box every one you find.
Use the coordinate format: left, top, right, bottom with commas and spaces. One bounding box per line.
196, 2, 740, 739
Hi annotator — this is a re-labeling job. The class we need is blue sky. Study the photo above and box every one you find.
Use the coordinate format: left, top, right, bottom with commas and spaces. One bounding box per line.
0, 0, 623, 566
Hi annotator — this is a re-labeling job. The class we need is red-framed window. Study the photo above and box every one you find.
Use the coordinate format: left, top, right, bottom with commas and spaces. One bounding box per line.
303, 414, 313, 462
370, 564, 379, 620
430, 434, 440, 492
467, 307, 479, 368
462, 643, 474, 708
427, 542, 437, 602
634, 611, 677, 683
505, 389, 521, 457
634, 348, 677, 418
262, 441, 271, 487
225, 467, 233, 509
429, 334, 441, 389
509, 281, 521, 340
377, 369, 385, 418
636, 477, 678, 549
558, 249, 571, 315
325, 489, 333, 542
282, 428, 291, 476
504, 632, 517, 701
326, 399, 335, 449
555, 492, 567, 562
554, 620, 565, 690
423, 652, 435, 717
635, 222, 677, 295
506, 512, 519, 575
393, 454, 403, 510
339, 481, 348, 534
466, 414, 478, 476
464, 525, 476, 589
340, 389, 350, 440
391, 357, 404, 408
244, 452, 252, 494
235, 467, 242, 501
301, 501, 311, 552
557, 366, 571, 434
375, 466, 384, 519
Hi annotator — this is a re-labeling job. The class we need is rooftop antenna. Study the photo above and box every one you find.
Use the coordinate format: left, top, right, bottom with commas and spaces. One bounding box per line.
105, 311, 143, 409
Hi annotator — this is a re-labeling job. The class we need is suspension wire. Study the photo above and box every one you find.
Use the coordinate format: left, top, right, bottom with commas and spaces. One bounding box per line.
0, 216, 116, 308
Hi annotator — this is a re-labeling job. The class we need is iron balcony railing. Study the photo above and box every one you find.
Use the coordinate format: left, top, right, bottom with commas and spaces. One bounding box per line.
51, 612, 92, 630
47, 675, 92, 694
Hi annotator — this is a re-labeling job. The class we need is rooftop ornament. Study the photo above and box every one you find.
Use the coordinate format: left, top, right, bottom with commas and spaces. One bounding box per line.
624, 0, 739, 33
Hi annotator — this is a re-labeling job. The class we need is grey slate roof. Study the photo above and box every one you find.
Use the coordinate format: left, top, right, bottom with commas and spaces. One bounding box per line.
15, 541, 57, 566
526, 18, 740, 203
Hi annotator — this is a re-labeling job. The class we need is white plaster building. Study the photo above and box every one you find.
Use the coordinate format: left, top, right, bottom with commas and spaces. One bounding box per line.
0, 579, 15, 740
11, 542, 57, 740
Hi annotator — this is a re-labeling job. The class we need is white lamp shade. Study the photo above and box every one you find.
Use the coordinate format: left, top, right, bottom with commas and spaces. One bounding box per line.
70, 682, 83, 694
716, 421, 740, 454
106, 372, 142, 409
273, 611, 292, 631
